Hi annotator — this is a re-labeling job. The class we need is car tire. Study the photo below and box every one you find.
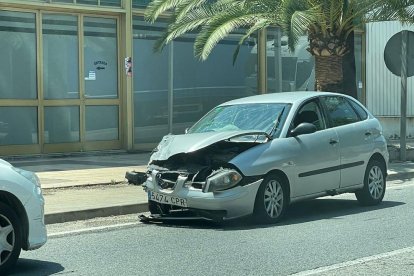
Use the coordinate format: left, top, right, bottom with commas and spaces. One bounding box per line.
0, 202, 22, 274
253, 174, 288, 224
355, 160, 386, 206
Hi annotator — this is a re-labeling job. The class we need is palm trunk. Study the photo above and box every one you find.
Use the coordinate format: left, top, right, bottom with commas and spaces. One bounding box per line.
342, 31, 358, 99
315, 55, 343, 93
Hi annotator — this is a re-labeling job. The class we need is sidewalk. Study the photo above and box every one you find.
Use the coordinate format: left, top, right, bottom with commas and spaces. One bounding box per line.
6, 151, 414, 224
8, 151, 152, 224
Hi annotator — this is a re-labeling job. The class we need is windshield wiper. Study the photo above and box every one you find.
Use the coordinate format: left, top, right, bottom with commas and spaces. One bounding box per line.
266, 107, 285, 139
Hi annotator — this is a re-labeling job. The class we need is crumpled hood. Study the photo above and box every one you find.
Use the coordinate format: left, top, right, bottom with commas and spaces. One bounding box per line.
150, 130, 262, 161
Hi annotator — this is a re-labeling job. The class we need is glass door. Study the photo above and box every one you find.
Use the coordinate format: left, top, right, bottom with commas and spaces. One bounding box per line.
42, 14, 120, 153
42, 14, 81, 152
83, 16, 120, 151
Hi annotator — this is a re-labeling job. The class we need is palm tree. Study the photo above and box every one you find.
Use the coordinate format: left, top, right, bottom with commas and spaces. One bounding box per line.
145, 0, 414, 95
279, 0, 414, 93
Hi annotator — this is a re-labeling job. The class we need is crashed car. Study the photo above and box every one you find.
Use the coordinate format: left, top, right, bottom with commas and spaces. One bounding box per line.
127, 91, 388, 223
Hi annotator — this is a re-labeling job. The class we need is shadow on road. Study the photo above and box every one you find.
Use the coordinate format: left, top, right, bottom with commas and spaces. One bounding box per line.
10, 258, 65, 276
281, 198, 404, 226
146, 199, 405, 231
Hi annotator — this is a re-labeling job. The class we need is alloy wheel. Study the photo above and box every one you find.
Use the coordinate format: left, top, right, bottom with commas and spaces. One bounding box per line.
368, 166, 384, 199
0, 214, 15, 266
263, 180, 284, 218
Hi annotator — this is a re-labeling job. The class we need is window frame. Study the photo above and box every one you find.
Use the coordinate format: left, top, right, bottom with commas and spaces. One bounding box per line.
346, 98, 369, 121
288, 97, 327, 136
320, 96, 361, 128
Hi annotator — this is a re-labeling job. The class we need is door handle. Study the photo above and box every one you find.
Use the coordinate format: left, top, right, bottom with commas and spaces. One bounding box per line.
329, 138, 338, 145
365, 131, 372, 136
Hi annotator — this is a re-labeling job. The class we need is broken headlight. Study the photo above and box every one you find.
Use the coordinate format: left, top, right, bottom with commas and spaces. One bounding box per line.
204, 169, 242, 193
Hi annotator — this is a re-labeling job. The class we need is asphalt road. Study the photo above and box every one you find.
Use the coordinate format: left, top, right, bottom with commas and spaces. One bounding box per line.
12, 179, 414, 276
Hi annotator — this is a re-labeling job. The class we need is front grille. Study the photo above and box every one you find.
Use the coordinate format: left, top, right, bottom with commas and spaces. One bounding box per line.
155, 172, 178, 190
155, 171, 206, 191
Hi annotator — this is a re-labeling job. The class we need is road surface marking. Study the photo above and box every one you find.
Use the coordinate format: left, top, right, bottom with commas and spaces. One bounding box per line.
291, 246, 414, 275
48, 222, 141, 238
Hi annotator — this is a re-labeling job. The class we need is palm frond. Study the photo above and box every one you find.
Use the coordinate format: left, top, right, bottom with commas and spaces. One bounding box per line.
153, 15, 210, 51
194, 12, 262, 60
145, 0, 189, 22
233, 19, 273, 64
279, 0, 312, 51
174, 0, 209, 22
366, 0, 414, 23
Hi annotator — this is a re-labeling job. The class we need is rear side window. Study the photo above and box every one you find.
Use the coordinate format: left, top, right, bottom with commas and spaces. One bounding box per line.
347, 99, 368, 120
322, 96, 360, 127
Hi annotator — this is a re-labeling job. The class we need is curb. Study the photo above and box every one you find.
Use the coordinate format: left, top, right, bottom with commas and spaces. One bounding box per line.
42, 181, 126, 190
387, 172, 414, 182
388, 146, 414, 162
45, 203, 148, 224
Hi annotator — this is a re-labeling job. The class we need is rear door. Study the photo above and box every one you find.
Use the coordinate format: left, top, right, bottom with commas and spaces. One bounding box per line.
321, 96, 373, 189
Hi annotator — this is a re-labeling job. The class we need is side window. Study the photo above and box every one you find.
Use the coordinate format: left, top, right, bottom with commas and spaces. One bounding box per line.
322, 96, 360, 127
347, 99, 368, 120
293, 100, 325, 131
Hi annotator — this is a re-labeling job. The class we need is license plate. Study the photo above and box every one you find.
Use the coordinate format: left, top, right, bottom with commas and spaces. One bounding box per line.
148, 191, 188, 207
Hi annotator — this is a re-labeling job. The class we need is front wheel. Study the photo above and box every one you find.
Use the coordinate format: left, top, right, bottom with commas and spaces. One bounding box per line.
0, 202, 22, 274
253, 174, 289, 224
355, 160, 386, 206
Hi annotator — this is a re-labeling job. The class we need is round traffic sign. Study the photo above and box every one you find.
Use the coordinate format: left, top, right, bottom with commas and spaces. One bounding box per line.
384, 30, 414, 77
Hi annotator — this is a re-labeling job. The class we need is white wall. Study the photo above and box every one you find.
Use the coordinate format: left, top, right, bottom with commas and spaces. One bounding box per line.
377, 117, 414, 140
365, 21, 414, 117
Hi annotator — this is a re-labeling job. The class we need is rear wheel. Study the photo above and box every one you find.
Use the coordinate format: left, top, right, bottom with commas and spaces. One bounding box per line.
0, 202, 22, 274
355, 160, 386, 206
254, 174, 288, 224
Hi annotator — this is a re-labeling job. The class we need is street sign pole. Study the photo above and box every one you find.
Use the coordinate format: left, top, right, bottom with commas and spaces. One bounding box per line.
384, 30, 414, 161
400, 30, 408, 162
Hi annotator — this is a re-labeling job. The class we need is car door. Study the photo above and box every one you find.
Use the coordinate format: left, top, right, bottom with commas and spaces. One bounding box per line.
321, 96, 374, 189
288, 99, 341, 198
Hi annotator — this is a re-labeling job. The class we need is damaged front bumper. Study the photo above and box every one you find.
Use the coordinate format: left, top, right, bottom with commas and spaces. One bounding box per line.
138, 209, 228, 223
138, 169, 263, 221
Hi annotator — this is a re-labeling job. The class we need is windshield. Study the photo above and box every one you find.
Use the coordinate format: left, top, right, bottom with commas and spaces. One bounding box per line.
188, 103, 290, 137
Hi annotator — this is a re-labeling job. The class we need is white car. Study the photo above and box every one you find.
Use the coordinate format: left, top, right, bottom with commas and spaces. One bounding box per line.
130, 92, 389, 224
0, 159, 47, 273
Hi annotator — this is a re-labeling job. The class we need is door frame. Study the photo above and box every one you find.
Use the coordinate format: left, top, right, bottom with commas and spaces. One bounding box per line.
40, 11, 122, 153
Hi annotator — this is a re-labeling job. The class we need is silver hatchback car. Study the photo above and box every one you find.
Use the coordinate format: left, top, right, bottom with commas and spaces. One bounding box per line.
130, 92, 388, 223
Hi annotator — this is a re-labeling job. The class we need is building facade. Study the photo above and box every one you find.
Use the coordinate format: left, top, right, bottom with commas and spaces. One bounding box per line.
0, 0, 361, 156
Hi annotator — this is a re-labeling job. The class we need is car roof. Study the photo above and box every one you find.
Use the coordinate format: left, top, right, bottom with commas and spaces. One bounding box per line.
220, 91, 345, 106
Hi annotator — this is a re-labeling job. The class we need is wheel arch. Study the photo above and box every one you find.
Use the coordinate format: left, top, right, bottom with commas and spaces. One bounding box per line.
0, 191, 29, 250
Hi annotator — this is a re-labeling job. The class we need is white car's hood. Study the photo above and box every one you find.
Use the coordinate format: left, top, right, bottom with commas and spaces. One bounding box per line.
150, 130, 266, 161
0, 159, 12, 168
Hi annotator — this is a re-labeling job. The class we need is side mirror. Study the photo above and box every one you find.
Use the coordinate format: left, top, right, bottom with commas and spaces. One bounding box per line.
290, 123, 317, 137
